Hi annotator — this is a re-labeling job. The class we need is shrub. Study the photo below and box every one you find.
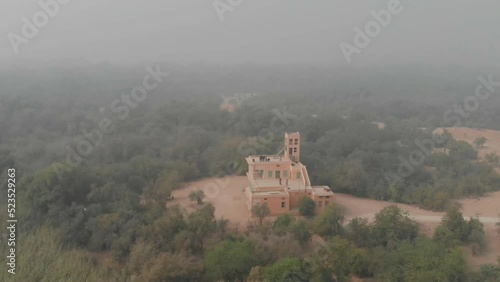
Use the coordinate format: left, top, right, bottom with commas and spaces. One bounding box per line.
298, 197, 316, 216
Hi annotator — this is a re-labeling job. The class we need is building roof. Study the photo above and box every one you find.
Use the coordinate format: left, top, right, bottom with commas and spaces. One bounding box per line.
252, 178, 306, 190
310, 186, 334, 196
246, 155, 292, 165
251, 190, 289, 198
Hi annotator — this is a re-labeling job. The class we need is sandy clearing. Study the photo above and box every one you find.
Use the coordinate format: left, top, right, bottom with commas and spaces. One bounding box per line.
458, 191, 500, 218
334, 193, 443, 218
471, 225, 500, 266
336, 191, 500, 220
342, 193, 499, 266
171, 175, 499, 265
168, 176, 251, 231
435, 127, 500, 161
336, 191, 499, 266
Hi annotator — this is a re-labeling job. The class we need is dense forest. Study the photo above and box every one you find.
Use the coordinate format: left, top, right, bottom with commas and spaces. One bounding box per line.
0, 63, 499, 281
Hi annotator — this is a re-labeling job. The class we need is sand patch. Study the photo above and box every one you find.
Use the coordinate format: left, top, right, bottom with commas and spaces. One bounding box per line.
173, 176, 500, 265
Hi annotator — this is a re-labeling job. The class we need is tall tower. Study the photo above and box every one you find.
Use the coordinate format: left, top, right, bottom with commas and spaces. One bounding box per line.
284, 132, 301, 162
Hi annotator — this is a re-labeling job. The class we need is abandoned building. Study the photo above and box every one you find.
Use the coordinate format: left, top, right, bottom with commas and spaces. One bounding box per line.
245, 132, 334, 215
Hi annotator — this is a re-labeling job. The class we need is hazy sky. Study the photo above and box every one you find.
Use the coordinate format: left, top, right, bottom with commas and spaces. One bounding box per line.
1, 0, 499, 66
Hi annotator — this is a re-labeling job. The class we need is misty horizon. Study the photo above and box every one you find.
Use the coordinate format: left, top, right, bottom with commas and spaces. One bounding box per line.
2, 1, 500, 281
1, 0, 499, 67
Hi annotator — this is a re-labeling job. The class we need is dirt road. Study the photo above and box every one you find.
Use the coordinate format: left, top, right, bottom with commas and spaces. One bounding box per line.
172, 176, 499, 265
350, 213, 498, 224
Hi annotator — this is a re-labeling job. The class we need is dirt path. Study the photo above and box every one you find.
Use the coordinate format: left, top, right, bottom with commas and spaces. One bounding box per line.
172, 176, 499, 265
336, 192, 499, 266
336, 191, 500, 220
350, 213, 498, 224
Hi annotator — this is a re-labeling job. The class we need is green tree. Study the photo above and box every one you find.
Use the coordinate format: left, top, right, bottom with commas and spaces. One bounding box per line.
188, 190, 205, 205
136, 252, 203, 282
441, 205, 468, 241
346, 217, 373, 247
292, 220, 312, 247
216, 217, 229, 238
313, 204, 346, 238
371, 205, 419, 248
485, 152, 500, 165
477, 264, 500, 282
474, 136, 487, 149
186, 203, 216, 252
273, 213, 295, 235
466, 217, 487, 255
263, 258, 310, 282
204, 240, 259, 281
249, 234, 303, 266
141, 206, 186, 252
434, 129, 453, 154
312, 236, 358, 282
24, 165, 93, 220
144, 170, 181, 203
449, 140, 477, 160
378, 237, 468, 282
413, 185, 451, 211
252, 203, 270, 225
298, 196, 316, 216
247, 266, 264, 282
433, 225, 460, 249
0, 226, 118, 282
437, 205, 487, 254
332, 161, 368, 196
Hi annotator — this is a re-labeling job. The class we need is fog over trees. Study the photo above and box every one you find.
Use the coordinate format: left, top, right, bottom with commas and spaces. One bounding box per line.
2, 1, 500, 281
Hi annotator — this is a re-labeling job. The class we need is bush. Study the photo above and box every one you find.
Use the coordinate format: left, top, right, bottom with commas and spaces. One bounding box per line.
298, 197, 316, 216
485, 152, 499, 165
371, 206, 419, 248
292, 220, 312, 246
273, 213, 295, 235
468, 228, 487, 255
439, 206, 488, 254
313, 205, 346, 238
188, 190, 205, 205
204, 240, 259, 281
263, 258, 310, 282
414, 187, 451, 211
347, 217, 373, 247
